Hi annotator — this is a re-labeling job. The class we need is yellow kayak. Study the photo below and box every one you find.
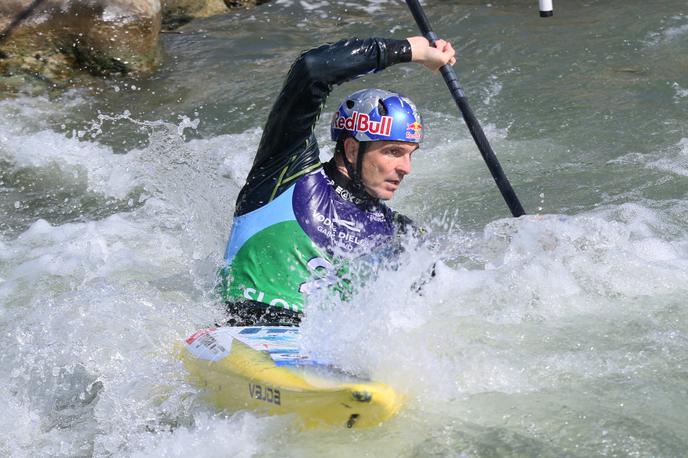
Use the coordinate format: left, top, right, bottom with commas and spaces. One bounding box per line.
181, 327, 402, 429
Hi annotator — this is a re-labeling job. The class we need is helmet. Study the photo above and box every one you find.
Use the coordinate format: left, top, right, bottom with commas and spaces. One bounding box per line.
330, 89, 423, 144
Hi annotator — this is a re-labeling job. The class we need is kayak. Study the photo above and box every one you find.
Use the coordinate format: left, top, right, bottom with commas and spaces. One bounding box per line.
180, 326, 402, 428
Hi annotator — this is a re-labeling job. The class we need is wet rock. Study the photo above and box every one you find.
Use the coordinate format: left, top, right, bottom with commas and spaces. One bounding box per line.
0, 0, 161, 89
161, 0, 271, 30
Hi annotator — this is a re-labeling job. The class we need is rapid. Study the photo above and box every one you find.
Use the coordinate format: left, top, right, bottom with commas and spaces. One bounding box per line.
1, 0, 688, 456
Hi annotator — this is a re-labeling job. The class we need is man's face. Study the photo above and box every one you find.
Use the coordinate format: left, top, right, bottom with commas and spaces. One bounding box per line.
345, 138, 418, 200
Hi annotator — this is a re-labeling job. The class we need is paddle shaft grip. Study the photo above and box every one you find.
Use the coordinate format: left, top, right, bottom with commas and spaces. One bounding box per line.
405, 0, 526, 217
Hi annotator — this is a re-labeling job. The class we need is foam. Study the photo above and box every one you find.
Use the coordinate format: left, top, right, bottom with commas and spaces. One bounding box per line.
0, 97, 138, 200
0, 107, 267, 452
300, 201, 688, 405
128, 412, 277, 458
0, 384, 42, 457
673, 82, 688, 100
646, 138, 688, 177
644, 14, 688, 45
6, 130, 137, 199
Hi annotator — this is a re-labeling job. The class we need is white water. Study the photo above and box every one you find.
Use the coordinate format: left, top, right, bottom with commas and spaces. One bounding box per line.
3, 95, 687, 456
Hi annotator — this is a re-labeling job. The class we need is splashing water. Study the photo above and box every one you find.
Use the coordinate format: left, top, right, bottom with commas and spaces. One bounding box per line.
2, 0, 688, 456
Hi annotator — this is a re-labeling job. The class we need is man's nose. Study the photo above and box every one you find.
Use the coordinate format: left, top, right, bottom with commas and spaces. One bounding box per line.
397, 154, 411, 176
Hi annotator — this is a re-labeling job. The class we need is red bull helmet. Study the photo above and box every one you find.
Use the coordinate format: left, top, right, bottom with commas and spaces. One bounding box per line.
330, 88, 424, 144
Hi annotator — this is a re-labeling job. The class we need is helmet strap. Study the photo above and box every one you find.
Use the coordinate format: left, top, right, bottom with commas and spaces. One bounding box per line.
342, 140, 368, 195
354, 140, 368, 192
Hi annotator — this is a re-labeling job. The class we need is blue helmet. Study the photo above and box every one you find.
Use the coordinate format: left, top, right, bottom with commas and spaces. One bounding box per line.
330, 89, 423, 143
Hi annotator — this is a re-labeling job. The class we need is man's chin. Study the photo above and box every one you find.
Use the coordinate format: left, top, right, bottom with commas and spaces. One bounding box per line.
364, 184, 396, 201
376, 190, 395, 201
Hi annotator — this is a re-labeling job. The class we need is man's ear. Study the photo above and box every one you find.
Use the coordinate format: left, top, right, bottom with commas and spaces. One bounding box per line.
343, 137, 359, 164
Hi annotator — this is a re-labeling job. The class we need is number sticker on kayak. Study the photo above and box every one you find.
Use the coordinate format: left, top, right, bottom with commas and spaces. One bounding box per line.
185, 328, 233, 361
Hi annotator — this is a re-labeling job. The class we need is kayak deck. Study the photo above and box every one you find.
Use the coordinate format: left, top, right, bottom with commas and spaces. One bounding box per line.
181, 327, 402, 429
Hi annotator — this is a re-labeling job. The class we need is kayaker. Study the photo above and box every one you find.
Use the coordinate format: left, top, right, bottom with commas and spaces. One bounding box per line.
219, 36, 456, 326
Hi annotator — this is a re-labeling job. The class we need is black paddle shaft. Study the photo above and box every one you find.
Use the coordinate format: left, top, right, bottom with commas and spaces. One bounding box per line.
405, 0, 526, 217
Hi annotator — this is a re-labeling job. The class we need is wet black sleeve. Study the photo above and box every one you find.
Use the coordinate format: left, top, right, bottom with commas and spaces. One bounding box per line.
234, 37, 413, 216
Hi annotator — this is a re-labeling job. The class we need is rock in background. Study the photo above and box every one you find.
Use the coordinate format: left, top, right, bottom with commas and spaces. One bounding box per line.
161, 0, 225, 29
0, 0, 269, 91
161, 0, 270, 29
0, 0, 162, 89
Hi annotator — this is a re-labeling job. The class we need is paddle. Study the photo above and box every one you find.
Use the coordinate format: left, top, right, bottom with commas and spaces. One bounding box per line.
405, 0, 526, 217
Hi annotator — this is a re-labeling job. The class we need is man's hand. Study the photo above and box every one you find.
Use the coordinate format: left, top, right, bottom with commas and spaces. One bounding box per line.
407, 36, 456, 72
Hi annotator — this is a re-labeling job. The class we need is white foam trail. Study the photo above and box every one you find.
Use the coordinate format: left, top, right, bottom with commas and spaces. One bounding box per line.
274, 0, 401, 14
614, 138, 688, 177
644, 14, 688, 45
672, 82, 688, 100
663, 21, 688, 41
646, 138, 688, 177
0, 128, 138, 199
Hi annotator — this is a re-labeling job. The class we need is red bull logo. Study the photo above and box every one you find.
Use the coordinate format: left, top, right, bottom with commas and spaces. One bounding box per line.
405, 121, 423, 140
332, 111, 393, 137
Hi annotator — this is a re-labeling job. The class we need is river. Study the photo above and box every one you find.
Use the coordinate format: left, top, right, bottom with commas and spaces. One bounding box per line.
1, 0, 687, 456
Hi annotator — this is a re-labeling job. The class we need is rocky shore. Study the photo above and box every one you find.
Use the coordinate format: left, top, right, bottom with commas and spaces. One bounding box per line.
0, 0, 268, 91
